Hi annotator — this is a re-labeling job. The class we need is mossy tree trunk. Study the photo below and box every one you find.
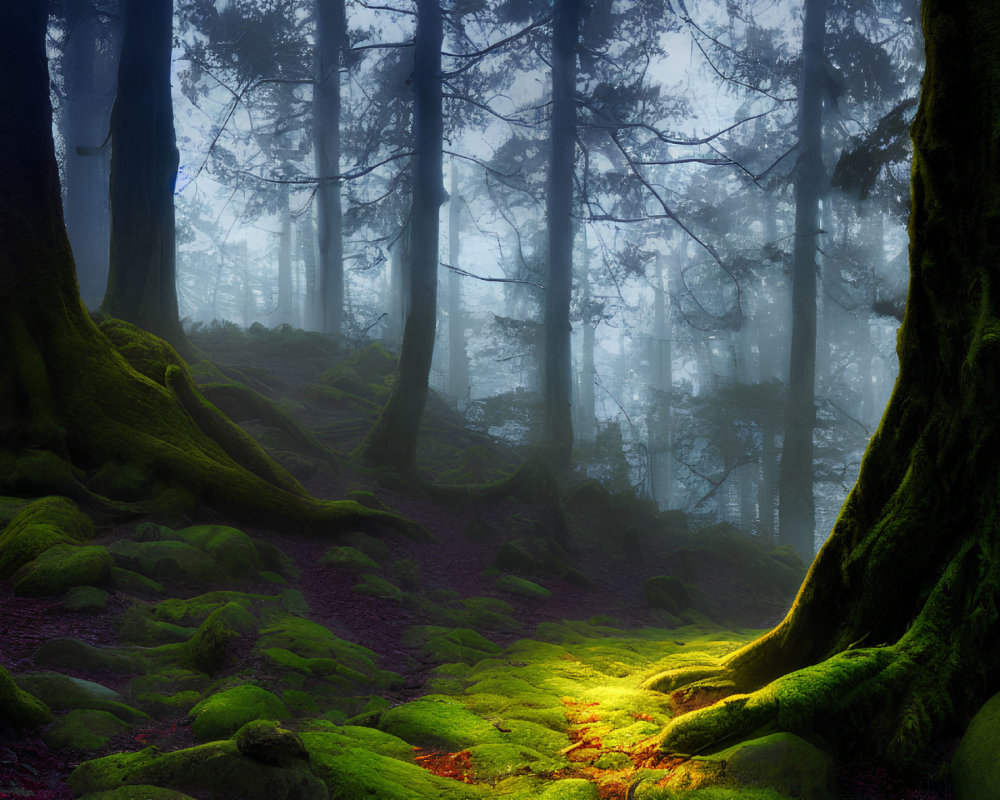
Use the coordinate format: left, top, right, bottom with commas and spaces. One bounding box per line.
0, 0, 415, 537
650, 0, 1000, 769
778, 0, 826, 564
542, 0, 582, 473
102, 0, 187, 354
314, 0, 346, 336
354, 0, 443, 476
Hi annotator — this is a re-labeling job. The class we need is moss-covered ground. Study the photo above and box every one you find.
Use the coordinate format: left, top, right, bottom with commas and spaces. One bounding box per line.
0, 326, 953, 799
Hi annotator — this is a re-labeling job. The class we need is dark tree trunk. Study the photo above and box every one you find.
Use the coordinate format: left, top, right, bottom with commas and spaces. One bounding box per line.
103, 0, 186, 352
0, 0, 411, 535
314, 0, 345, 336
542, 0, 582, 472
60, 0, 119, 309
653, 0, 1000, 769
778, 0, 826, 563
447, 161, 468, 404
276, 182, 294, 326
577, 225, 595, 443
355, 0, 442, 475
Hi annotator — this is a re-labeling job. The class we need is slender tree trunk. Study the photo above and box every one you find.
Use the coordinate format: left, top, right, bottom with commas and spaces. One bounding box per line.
577, 226, 595, 443
103, 0, 187, 353
314, 0, 345, 336
647, 252, 672, 506
61, 0, 119, 309
542, 0, 582, 472
447, 160, 468, 404
276, 183, 293, 326
778, 0, 826, 563
657, 0, 1000, 768
356, 0, 442, 474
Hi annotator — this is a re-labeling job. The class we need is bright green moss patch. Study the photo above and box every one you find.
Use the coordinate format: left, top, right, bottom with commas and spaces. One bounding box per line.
0, 496, 93, 578
320, 545, 379, 572
256, 615, 379, 677
495, 574, 552, 599
952, 690, 1000, 800
13, 543, 112, 596
403, 626, 502, 666
0, 665, 50, 728
380, 696, 506, 751
43, 708, 130, 751
189, 684, 290, 741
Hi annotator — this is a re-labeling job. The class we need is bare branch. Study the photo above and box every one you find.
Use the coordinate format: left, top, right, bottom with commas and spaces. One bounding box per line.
442, 262, 545, 291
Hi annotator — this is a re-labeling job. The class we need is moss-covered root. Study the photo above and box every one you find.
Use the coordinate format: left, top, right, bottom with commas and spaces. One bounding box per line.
0, 665, 51, 728
198, 381, 345, 475
418, 456, 561, 506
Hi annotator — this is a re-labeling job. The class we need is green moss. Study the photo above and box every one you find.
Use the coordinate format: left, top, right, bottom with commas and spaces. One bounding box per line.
134, 689, 201, 717
234, 719, 309, 766
13, 543, 112, 596
466, 742, 566, 781
495, 539, 538, 573
389, 558, 421, 590
0, 495, 93, 577
43, 708, 129, 751
952, 690, 1000, 800
78, 787, 197, 800
34, 638, 149, 675
320, 545, 379, 572
260, 647, 336, 678
119, 605, 195, 645
151, 591, 260, 627
0, 665, 50, 728
174, 524, 263, 579
190, 685, 290, 742
495, 575, 552, 599
68, 740, 327, 800
353, 572, 404, 602
111, 567, 164, 595
645, 575, 692, 614
403, 626, 503, 666
461, 596, 520, 631
156, 601, 257, 675
282, 689, 319, 716
63, 585, 110, 612
15, 672, 148, 723
107, 539, 222, 585
256, 615, 379, 678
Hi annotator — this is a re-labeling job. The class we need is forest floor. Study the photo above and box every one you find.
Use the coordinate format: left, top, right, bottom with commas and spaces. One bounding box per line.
0, 325, 954, 800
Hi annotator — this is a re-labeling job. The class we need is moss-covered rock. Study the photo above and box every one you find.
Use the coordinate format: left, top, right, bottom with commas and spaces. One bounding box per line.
34, 638, 149, 675
666, 733, 835, 799
12, 543, 112, 596
235, 719, 309, 767
43, 708, 130, 751
495, 574, 552, 599
68, 740, 328, 800
78, 788, 198, 800
645, 575, 692, 614
63, 584, 110, 612
952, 690, 1000, 800
352, 572, 403, 602
175, 524, 263, 579
403, 626, 503, 666
107, 539, 222, 585
0, 495, 93, 578
190, 684, 290, 742
320, 545, 379, 572
15, 672, 148, 723
157, 601, 257, 675
111, 567, 165, 595
0, 665, 50, 728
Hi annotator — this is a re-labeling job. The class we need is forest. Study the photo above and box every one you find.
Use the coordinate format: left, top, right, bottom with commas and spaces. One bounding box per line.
1, 0, 998, 798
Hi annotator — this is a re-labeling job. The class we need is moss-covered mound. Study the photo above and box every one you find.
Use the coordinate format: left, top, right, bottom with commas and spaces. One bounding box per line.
952, 690, 1000, 800
190, 685, 290, 742
0, 665, 50, 728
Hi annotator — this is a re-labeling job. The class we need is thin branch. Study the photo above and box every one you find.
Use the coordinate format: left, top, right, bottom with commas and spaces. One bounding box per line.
229, 151, 414, 185
442, 262, 544, 290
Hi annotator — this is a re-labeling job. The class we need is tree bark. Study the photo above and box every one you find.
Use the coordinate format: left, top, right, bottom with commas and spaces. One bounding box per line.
355, 0, 442, 475
447, 160, 468, 405
103, 0, 187, 353
60, 0, 119, 309
778, 0, 826, 563
314, 0, 346, 336
542, 0, 582, 472
577, 225, 595, 443
653, 0, 1000, 769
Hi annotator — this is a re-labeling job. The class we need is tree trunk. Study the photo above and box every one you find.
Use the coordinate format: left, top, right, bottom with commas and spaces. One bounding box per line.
276, 183, 294, 326
102, 0, 187, 353
654, 0, 1000, 769
314, 0, 345, 336
777, 0, 826, 563
577, 225, 595, 443
542, 0, 582, 472
0, 0, 411, 538
647, 252, 672, 506
60, 0, 119, 309
355, 0, 442, 475
447, 160, 468, 405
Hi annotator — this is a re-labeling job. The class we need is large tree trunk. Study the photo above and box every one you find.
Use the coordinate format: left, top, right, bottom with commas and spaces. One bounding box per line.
355, 0, 442, 475
60, 0, 119, 309
102, 0, 187, 352
0, 0, 413, 535
652, 0, 1000, 769
314, 0, 345, 336
777, 0, 826, 563
542, 0, 582, 472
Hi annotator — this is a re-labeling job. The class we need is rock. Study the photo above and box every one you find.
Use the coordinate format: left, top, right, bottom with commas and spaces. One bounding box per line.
78, 787, 198, 800
644, 575, 691, 614
13, 543, 112, 596
43, 708, 129, 751
0, 665, 50, 728
235, 720, 309, 767
63, 585, 110, 612
0, 496, 93, 578
189, 684, 290, 742
952, 690, 1000, 800
34, 638, 149, 675
15, 671, 148, 723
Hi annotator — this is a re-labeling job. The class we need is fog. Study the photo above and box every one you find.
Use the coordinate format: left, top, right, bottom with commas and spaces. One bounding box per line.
50, 0, 923, 560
